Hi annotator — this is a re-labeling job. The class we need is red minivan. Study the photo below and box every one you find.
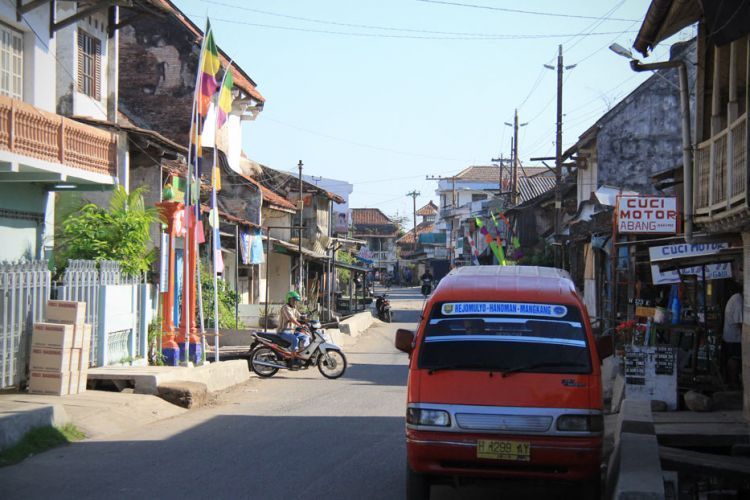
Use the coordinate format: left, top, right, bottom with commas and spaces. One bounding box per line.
395, 266, 602, 499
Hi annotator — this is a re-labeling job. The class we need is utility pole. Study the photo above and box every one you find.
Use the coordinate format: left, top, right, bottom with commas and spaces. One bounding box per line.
504, 109, 527, 206
545, 45, 575, 269
406, 190, 420, 251
297, 160, 304, 291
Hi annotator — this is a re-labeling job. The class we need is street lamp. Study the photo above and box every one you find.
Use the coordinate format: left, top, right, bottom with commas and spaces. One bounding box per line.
609, 41, 694, 243
608, 43, 634, 60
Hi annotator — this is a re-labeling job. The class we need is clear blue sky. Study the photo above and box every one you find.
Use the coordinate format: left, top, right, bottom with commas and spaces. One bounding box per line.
174, 0, 693, 227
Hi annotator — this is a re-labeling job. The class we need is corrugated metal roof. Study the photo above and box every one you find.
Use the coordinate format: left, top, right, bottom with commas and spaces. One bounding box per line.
517, 175, 556, 204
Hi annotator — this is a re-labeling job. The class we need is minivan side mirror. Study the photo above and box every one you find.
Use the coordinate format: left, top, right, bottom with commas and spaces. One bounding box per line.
395, 328, 415, 353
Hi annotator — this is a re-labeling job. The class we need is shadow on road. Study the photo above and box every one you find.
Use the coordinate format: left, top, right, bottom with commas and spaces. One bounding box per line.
344, 363, 408, 386
0, 414, 406, 500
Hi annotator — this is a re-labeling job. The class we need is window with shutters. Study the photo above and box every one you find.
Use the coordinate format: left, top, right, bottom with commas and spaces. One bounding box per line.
0, 23, 23, 100
77, 30, 100, 100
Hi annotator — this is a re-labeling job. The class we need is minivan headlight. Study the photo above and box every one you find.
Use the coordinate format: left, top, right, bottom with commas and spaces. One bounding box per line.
407, 408, 451, 427
556, 414, 603, 432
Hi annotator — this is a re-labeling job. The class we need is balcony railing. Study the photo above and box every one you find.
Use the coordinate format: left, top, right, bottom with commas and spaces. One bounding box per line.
694, 112, 747, 221
0, 95, 116, 177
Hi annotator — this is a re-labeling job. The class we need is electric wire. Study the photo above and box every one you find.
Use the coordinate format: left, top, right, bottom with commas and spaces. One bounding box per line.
189, 13, 636, 41
415, 0, 638, 22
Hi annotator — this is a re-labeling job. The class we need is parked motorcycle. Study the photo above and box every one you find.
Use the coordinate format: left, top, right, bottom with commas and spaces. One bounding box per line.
375, 294, 392, 322
421, 278, 432, 296
249, 320, 347, 379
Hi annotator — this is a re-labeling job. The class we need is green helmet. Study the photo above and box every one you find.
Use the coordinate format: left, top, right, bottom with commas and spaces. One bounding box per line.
286, 291, 302, 302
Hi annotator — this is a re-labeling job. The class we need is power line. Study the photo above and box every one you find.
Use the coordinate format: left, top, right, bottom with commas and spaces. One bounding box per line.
415, 0, 638, 22
261, 115, 464, 161
190, 13, 636, 40
199, 0, 622, 39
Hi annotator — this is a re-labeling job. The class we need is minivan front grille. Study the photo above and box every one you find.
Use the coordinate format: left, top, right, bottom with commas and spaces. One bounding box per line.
455, 413, 553, 432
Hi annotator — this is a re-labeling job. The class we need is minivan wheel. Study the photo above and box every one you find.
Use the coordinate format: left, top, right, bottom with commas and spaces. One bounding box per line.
406, 465, 431, 500
579, 478, 601, 500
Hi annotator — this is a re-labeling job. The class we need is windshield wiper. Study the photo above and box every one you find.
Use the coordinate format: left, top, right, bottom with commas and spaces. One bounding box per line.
426, 362, 486, 375
500, 361, 589, 378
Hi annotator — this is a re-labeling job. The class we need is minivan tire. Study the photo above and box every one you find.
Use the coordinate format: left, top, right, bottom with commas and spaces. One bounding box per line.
579, 478, 601, 500
406, 465, 431, 500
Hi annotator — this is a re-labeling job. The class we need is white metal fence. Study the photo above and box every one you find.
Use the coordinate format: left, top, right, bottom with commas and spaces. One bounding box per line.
0, 259, 149, 389
55, 260, 144, 367
0, 261, 51, 389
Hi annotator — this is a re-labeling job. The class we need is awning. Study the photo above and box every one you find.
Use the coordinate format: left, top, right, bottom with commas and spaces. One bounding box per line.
265, 236, 328, 260
332, 260, 369, 273
654, 247, 741, 271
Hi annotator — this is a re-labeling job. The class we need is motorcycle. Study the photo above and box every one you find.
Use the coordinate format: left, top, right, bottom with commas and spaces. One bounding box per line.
249, 319, 347, 379
421, 277, 432, 296
375, 294, 392, 322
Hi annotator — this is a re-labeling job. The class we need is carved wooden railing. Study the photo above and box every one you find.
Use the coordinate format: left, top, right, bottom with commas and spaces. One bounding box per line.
0, 95, 116, 176
694, 112, 747, 220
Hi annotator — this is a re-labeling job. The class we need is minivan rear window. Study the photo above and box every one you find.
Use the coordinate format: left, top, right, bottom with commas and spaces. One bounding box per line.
418, 301, 592, 374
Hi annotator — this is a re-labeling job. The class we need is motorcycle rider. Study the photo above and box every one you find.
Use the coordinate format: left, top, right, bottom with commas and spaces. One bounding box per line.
420, 269, 434, 295
277, 291, 309, 356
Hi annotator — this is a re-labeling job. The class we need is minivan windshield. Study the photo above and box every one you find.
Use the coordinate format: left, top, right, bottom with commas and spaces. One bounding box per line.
418, 301, 592, 375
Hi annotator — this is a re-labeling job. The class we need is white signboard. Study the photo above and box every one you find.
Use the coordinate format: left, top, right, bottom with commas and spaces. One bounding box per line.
650, 263, 732, 285
648, 241, 730, 262
617, 196, 678, 234
648, 242, 733, 284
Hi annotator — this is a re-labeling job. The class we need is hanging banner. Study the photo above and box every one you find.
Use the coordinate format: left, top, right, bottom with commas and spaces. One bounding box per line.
616, 196, 678, 234
650, 263, 732, 285
648, 241, 733, 285
159, 233, 169, 293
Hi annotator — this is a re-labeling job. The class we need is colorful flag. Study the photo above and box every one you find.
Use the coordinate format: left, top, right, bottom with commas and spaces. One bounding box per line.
198, 24, 221, 118
216, 69, 234, 129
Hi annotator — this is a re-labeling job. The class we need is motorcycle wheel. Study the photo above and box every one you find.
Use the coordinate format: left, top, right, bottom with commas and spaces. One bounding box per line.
385, 309, 392, 323
250, 347, 280, 378
318, 349, 347, 379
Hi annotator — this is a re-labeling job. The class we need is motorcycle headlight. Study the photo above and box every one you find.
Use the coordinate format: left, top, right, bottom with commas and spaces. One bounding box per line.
406, 408, 451, 427
556, 414, 603, 432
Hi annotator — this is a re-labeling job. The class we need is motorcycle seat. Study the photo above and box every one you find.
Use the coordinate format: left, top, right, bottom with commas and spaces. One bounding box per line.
256, 331, 291, 348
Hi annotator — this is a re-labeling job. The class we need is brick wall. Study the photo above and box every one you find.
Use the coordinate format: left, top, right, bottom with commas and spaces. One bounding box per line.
119, 19, 199, 146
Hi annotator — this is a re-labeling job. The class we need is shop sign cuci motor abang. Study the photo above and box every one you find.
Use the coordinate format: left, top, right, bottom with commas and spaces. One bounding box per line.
616, 196, 678, 234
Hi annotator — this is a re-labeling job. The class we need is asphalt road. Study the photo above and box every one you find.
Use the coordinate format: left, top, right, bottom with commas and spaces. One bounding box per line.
0, 287, 588, 499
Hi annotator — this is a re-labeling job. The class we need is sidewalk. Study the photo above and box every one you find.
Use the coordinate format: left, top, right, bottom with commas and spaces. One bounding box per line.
0, 359, 252, 451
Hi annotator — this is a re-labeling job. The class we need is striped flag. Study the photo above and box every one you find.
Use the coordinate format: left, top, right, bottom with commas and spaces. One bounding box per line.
198, 24, 221, 118
216, 69, 234, 129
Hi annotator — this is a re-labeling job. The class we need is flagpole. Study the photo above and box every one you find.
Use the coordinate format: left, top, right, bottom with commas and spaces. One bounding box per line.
212, 60, 232, 363
182, 23, 210, 367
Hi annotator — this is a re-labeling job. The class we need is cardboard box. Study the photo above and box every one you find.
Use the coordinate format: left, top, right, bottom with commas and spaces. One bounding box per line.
32, 323, 75, 349
74, 323, 92, 350
29, 347, 73, 372
69, 348, 81, 373
78, 370, 87, 393
68, 370, 79, 395
28, 371, 71, 396
46, 300, 86, 325
79, 347, 90, 371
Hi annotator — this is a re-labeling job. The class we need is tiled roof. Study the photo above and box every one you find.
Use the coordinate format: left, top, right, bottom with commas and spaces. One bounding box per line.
397, 221, 434, 244
416, 201, 438, 216
351, 208, 392, 225
351, 209, 399, 237
453, 165, 549, 183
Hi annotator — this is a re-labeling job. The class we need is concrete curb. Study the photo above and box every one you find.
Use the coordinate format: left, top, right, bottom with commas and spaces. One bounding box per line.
0, 401, 69, 451
337, 310, 376, 337
606, 399, 665, 500
87, 359, 251, 395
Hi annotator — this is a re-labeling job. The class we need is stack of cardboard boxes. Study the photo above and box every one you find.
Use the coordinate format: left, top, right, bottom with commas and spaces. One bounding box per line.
28, 300, 92, 396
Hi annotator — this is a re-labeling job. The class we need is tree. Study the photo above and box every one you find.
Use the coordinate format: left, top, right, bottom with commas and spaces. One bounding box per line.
59, 186, 159, 276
